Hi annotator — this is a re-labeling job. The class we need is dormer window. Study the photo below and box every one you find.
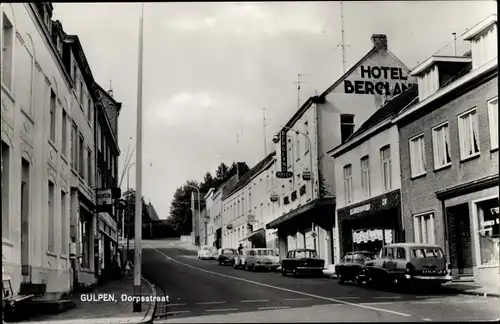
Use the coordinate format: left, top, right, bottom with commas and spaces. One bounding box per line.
463, 16, 497, 69
418, 65, 439, 101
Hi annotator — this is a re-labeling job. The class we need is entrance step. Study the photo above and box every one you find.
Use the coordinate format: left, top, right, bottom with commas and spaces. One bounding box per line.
27, 299, 76, 314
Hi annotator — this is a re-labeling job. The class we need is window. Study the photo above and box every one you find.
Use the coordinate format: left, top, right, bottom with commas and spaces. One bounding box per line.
295, 133, 300, 158
413, 213, 435, 244
340, 114, 355, 143
409, 134, 426, 176
71, 123, 78, 170
1, 141, 10, 238
343, 164, 353, 204
72, 62, 77, 83
475, 198, 499, 266
304, 121, 309, 154
97, 124, 101, 153
395, 248, 406, 259
97, 168, 102, 188
471, 25, 497, 69
418, 65, 439, 101
87, 97, 92, 121
79, 81, 84, 105
48, 181, 55, 252
87, 148, 92, 187
49, 90, 56, 143
458, 108, 480, 160
61, 109, 67, 156
432, 123, 451, 169
380, 146, 392, 192
79, 134, 84, 177
488, 97, 498, 150
1, 13, 14, 89
61, 191, 67, 254
360, 156, 370, 197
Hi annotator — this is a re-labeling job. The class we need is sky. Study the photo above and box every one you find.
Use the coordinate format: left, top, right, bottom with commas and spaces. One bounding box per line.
52, 1, 497, 220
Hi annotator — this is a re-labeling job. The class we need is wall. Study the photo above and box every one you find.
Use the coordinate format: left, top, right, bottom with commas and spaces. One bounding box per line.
399, 75, 498, 249
1, 3, 71, 295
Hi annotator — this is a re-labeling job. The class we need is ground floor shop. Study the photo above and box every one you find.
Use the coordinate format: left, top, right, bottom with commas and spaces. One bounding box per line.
336, 189, 404, 263
434, 175, 499, 288
266, 198, 336, 264
96, 212, 118, 282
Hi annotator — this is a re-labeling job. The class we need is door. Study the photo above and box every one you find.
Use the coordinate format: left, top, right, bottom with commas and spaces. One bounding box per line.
447, 204, 473, 275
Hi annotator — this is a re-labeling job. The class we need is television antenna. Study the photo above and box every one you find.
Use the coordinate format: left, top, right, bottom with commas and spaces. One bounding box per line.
293, 73, 311, 110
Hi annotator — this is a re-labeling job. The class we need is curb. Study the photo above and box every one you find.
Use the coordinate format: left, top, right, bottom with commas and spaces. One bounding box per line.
127, 263, 158, 324
443, 287, 500, 298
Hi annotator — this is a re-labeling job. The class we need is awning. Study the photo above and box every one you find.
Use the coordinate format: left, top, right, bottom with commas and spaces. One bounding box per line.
266, 197, 336, 230
242, 228, 266, 248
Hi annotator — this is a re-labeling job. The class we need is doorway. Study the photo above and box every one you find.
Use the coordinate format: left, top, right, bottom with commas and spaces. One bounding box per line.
21, 158, 30, 280
447, 203, 473, 276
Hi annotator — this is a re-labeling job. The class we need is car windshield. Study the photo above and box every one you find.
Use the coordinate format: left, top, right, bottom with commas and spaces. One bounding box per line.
257, 249, 275, 256
412, 248, 444, 258
202, 247, 215, 252
353, 253, 375, 261
295, 250, 317, 258
223, 249, 236, 255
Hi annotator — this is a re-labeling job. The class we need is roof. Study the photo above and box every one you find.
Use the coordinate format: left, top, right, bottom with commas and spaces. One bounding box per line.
96, 82, 123, 111
410, 56, 471, 76
463, 14, 497, 41
224, 152, 276, 200
330, 85, 418, 157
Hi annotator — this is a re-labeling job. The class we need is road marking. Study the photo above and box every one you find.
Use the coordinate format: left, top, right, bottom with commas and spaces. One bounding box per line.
166, 310, 191, 315
258, 306, 291, 310
241, 299, 269, 303
197, 301, 226, 305
149, 246, 412, 317
206, 308, 238, 312
374, 296, 401, 299
284, 298, 312, 301
360, 302, 395, 305
168, 303, 187, 306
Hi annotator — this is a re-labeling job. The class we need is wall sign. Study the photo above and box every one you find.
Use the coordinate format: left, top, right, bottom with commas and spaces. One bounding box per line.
337, 189, 401, 222
277, 129, 293, 178
344, 65, 416, 96
97, 189, 112, 206
350, 203, 371, 215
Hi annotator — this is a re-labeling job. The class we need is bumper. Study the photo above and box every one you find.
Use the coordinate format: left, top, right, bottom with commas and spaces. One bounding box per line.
256, 263, 280, 269
404, 274, 453, 283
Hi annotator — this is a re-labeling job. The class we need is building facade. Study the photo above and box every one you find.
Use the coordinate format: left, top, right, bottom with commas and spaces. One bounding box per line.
222, 153, 278, 250
394, 15, 498, 288
94, 84, 121, 282
330, 86, 418, 261
266, 34, 416, 265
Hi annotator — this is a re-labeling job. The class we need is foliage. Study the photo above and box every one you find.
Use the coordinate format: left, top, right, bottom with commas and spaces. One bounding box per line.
318, 168, 331, 198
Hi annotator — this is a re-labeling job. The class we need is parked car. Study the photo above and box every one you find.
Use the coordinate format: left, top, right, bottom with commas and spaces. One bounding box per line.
218, 248, 238, 266
360, 243, 452, 288
233, 248, 251, 269
281, 248, 325, 277
335, 251, 376, 284
197, 245, 217, 260
242, 248, 280, 271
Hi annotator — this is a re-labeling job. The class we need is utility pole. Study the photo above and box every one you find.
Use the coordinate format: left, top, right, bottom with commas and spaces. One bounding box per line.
263, 108, 267, 157
133, 2, 144, 313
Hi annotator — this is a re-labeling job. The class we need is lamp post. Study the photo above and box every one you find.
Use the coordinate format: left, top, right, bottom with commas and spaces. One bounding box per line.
187, 184, 201, 245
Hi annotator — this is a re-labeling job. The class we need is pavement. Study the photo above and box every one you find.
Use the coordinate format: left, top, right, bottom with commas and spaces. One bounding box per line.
19, 274, 156, 324
142, 239, 500, 323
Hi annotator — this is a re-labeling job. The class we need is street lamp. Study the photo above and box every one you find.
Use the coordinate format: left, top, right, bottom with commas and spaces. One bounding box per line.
187, 184, 202, 245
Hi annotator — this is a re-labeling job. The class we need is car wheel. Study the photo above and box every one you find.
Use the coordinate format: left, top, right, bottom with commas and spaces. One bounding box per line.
244, 263, 249, 271
338, 273, 345, 284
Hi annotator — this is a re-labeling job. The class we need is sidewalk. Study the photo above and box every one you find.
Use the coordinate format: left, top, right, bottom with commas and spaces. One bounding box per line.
20, 275, 156, 324
442, 281, 500, 298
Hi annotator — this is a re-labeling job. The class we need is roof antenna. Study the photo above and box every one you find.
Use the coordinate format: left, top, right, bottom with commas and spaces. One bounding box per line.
293, 73, 310, 110
108, 78, 114, 97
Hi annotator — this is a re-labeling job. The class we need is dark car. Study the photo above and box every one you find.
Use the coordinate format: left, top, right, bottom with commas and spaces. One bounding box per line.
335, 251, 375, 285
281, 249, 325, 277
218, 248, 237, 266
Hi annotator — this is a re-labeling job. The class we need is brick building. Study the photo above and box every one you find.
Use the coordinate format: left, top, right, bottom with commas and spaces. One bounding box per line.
393, 15, 498, 287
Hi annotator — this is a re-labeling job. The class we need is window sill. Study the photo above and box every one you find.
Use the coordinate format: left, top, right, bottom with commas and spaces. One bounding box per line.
61, 154, 69, 164
60, 254, 69, 260
20, 108, 34, 124
2, 238, 14, 247
460, 152, 480, 163
490, 147, 498, 153
1, 83, 15, 102
410, 172, 426, 180
48, 140, 58, 152
434, 163, 452, 172
71, 168, 79, 177
46, 251, 57, 257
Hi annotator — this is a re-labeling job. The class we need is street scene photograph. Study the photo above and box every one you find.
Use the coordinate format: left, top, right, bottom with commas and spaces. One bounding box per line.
1, 1, 499, 323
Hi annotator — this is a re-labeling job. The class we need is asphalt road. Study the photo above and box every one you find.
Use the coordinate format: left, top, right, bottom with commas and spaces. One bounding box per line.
141, 241, 500, 323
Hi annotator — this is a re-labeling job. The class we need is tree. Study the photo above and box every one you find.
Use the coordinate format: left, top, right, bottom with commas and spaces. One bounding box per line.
215, 162, 229, 182
200, 172, 217, 193
169, 180, 200, 234
122, 188, 152, 238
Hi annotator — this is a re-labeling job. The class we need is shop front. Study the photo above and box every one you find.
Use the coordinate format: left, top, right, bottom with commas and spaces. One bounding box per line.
336, 189, 404, 259
436, 176, 499, 287
266, 198, 336, 264
97, 212, 118, 282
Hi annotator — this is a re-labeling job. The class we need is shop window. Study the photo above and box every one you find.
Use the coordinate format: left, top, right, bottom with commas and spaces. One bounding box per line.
340, 114, 355, 143
458, 108, 480, 160
413, 213, 435, 244
1, 141, 10, 239
360, 156, 371, 197
380, 146, 392, 192
343, 164, 353, 204
432, 122, 451, 170
475, 198, 499, 266
488, 97, 498, 150
409, 134, 426, 177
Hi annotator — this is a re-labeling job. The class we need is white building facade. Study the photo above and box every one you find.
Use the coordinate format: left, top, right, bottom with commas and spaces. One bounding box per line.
1, 3, 73, 298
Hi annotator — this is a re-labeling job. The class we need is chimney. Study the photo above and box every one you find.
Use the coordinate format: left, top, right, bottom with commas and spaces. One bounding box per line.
371, 34, 388, 50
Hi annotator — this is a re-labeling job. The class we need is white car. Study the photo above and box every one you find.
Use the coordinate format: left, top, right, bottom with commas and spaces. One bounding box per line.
197, 245, 217, 260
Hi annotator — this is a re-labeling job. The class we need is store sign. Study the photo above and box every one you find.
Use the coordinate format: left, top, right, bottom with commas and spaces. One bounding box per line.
338, 189, 401, 222
97, 189, 112, 205
99, 212, 117, 232
350, 203, 371, 215
277, 129, 293, 179
344, 65, 416, 96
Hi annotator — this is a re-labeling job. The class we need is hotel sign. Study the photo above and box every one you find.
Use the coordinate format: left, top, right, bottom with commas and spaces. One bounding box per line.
276, 129, 293, 178
344, 65, 416, 96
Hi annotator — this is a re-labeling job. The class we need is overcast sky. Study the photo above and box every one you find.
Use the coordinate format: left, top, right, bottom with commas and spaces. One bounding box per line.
53, 1, 496, 219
